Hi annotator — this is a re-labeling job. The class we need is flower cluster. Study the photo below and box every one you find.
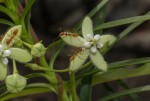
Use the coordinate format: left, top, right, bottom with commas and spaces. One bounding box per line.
0, 25, 33, 93
60, 16, 116, 72
83, 34, 103, 54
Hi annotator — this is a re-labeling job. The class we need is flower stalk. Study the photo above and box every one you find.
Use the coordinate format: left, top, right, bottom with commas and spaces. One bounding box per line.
70, 72, 78, 101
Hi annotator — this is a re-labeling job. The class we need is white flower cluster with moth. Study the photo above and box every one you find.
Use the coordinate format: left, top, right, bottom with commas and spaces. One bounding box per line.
60, 16, 116, 72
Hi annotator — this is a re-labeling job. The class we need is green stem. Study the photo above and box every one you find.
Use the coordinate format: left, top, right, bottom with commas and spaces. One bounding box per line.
49, 68, 69, 72
25, 63, 69, 72
70, 72, 78, 101
61, 89, 70, 101
49, 43, 65, 69
12, 59, 18, 73
22, 41, 32, 49
26, 63, 69, 72
40, 56, 49, 68
43, 68, 69, 72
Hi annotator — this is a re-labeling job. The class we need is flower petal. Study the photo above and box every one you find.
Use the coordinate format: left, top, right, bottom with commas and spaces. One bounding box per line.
8, 48, 32, 63
82, 16, 93, 39
90, 51, 107, 71
0, 62, 7, 80
97, 42, 103, 49
1, 25, 22, 47
83, 42, 92, 48
90, 46, 97, 54
100, 35, 116, 46
3, 49, 11, 57
2, 57, 8, 65
60, 32, 86, 47
69, 48, 89, 72
94, 34, 101, 41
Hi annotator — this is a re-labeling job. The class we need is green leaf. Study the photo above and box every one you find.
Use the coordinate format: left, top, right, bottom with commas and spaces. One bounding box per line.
5, 0, 18, 12
94, 14, 150, 30
102, 83, 121, 101
0, 83, 52, 100
90, 51, 107, 71
82, 16, 93, 38
88, 0, 109, 18
8, 48, 32, 63
0, 18, 14, 26
73, 0, 109, 32
25, 73, 49, 80
76, 57, 150, 80
80, 75, 92, 101
117, 80, 141, 101
21, 0, 36, 21
93, 3, 107, 34
101, 12, 150, 55
98, 85, 150, 101
0, 5, 14, 20
109, 57, 150, 69
0, 63, 7, 81
92, 63, 150, 85
20, 0, 36, 44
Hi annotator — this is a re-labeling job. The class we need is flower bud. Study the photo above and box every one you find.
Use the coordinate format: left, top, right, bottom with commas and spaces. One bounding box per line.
31, 42, 46, 57
25, 63, 49, 71
5, 73, 27, 93
25, 63, 41, 70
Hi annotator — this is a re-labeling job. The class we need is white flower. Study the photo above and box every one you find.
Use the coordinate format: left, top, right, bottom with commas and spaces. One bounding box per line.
82, 33, 103, 54
3, 50, 11, 57
0, 44, 11, 80
60, 16, 116, 71
0, 44, 11, 65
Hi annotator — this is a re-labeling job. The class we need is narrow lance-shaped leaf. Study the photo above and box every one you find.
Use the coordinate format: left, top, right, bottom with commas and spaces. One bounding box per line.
99, 85, 150, 101
94, 14, 150, 30
80, 76, 92, 101
92, 63, 150, 85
